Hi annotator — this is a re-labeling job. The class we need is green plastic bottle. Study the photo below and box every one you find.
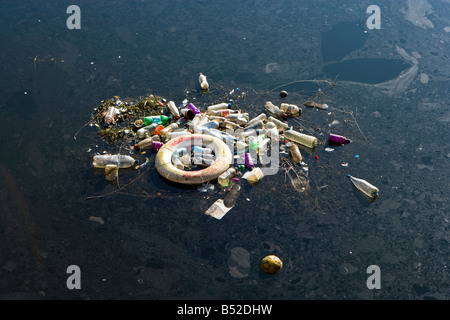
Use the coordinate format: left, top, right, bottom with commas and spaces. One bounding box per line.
143, 115, 169, 126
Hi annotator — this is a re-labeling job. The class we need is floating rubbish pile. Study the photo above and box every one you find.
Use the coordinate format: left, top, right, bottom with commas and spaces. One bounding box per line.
82, 73, 379, 220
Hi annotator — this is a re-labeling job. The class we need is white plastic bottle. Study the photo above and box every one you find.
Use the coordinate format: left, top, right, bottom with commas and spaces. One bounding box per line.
199, 73, 209, 90
93, 154, 137, 168
209, 109, 239, 117
167, 101, 180, 119
207, 102, 231, 113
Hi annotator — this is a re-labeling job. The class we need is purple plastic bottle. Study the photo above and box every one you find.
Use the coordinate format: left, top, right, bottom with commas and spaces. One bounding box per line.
186, 103, 201, 115
328, 133, 352, 145
244, 152, 254, 170
151, 141, 164, 150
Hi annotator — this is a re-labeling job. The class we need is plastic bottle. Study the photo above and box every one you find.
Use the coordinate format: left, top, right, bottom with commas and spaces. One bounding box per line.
265, 101, 285, 118
207, 102, 231, 113
329, 133, 352, 145
245, 167, 264, 184
267, 127, 279, 143
172, 157, 184, 170
143, 115, 169, 126
195, 120, 220, 132
347, 175, 379, 199
134, 136, 161, 151
223, 183, 241, 208
249, 134, 266, 150
209, 109, 239, 117
244, 119, 264, 131
247, 113, 267, 126
218, 167, 237, 187
284, 129, 317, 149
257, 138, 270, 154
280, 103, 301, 116
180, 108, 195, 120
167, 101, 180, 119
192, 156, 214, 167
267, 116, 289, 132
104, 106, 118, 126
136, 123, 159, 138
150, 141, 164, 150
93, 154, 137, 168
199, 73, 209, 90
160, 123, 179, 138
288, 142, 302, 163
244, 152, 254, 169
165, 130, 191, 140
192, 145, 213, 155
222, 120, 241, 130
153, 124, 165, 136
186, 103, 201, 115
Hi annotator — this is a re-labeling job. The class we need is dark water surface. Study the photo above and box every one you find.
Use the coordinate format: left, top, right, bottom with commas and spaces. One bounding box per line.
0, 0, 449, 300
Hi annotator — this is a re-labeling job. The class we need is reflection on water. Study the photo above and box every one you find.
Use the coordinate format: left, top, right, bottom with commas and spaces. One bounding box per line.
323, 58, 411, 84
0, 0, 449, 300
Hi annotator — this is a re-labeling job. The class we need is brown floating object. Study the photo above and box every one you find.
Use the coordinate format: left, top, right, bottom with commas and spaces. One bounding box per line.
105, 164, 118, 182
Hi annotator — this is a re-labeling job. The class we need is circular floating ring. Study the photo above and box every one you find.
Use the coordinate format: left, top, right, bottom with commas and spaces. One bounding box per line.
155, 134, 233, 185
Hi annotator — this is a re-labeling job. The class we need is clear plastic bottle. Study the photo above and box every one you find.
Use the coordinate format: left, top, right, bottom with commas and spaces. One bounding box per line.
134, 136, 160, 150
257, 138, 270, 154
223, 183, 241, 207
267, 116, 288, 132
245, 119, 264, 131
167, 101, 180, 119
160, 123, 179, 138
172, 156, 184, 170
199, 73, 209, 90
207, 102, 231, 113
284, 129, 317, 149
347, 175, 379, 200
245, 167, 264, 184
104, 106, 118, 126
280, 103, 301, 116
265, 101, 285, 118
247, 113, 267, 126
249, 134, 266, 150
288, 142, 302, 163
218, 167, 237, 187
93, 154, 137, 168
136, 123, 159, 138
